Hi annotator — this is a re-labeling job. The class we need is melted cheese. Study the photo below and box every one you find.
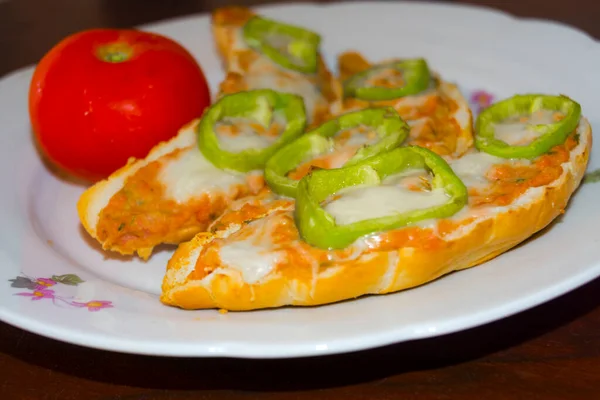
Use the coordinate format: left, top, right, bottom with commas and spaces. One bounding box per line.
158, 148, 247, 203
245, 57, 324, 124
265, 34, 307, 68
228, 25, 326, 124
215, 114, 283, 153
287, 126, 383, 179
324, 173, 450, 226
365, 67, 404, 87
334, 125, 380, 148
448, 151, 505, 189
218, 217, 282, 283
493, 110, 559, 146
449, 150, 531, 190
217, 130, 275, 153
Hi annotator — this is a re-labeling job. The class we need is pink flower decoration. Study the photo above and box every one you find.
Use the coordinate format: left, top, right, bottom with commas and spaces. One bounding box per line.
72, 300, 114, 312
471, 90, 494, 112
15, 289, 55, 301
35, 277, 57, 290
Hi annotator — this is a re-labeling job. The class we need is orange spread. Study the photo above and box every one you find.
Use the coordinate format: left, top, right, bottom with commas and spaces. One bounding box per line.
96, 147, 264, 255
470, 134, 577, 207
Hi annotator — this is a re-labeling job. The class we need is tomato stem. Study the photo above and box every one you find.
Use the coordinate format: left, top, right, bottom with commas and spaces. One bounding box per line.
97, 43, 132, 63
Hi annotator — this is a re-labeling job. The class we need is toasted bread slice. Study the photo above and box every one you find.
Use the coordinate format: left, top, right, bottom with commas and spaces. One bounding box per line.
77, 120, 267, 260
161, 117, 591, 310
334, 51, 474, 157
211, 6, 342, 128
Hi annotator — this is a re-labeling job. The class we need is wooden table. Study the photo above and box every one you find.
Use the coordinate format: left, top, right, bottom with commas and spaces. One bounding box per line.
1, 0, 599, 399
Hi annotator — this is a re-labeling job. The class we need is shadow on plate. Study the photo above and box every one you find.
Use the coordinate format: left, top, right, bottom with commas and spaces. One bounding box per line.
29, 127, 91, 187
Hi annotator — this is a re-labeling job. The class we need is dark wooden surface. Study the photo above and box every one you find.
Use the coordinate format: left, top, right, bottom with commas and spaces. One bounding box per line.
1, 0, 600, 399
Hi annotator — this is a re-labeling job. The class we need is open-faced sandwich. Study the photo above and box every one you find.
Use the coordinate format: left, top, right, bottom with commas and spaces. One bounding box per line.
161, 93, 591, 311
77, 7, 339, 260
334, 52, 474, 157
212, 6, 341, 128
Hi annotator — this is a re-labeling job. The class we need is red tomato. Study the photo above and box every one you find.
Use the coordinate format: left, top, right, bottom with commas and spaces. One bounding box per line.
29, 28, 211, 183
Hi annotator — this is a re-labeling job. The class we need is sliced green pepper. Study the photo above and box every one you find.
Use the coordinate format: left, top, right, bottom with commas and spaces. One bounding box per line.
242, 15, 321, 74
294, 146, 468, 250
197, 89, 307, 173
343, 58, 431, 101
475, 94, 581, 159
264, 107, 410, 198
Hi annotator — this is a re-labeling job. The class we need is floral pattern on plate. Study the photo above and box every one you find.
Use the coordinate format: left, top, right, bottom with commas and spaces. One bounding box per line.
469, 90, 495, 115
9, 274, 113, 312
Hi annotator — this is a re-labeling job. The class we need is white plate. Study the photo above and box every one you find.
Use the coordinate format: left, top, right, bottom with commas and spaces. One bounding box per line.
1, 1, 599, 359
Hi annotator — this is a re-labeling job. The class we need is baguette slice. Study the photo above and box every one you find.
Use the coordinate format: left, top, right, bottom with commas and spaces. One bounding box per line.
77, 120, 267, 260
160, 117, 592, 311
211, 6, 342, 128
334, 52, 474, 157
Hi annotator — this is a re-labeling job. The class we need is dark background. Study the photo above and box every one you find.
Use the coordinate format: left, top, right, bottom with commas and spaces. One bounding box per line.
1, 0, 600, 399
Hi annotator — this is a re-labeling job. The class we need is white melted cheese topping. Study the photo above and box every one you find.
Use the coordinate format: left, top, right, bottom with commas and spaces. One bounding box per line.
265, 34, 308, 68
229, 25, 327, 125
334, 125, 380, 148
244, 53, 324, 125
365, 67, 404, 87
158, 147, 247, 203
288, 126, 382, 177
323, 171, 450, 226
218, 216, 282, 283
448, 151, 506, 190
448, 149, 532, 190
493, 109, 558, 146
215, 114, 284, 153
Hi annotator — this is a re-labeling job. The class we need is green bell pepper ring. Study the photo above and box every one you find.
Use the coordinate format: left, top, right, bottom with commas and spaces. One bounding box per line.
197, 89, 307, 173
343, 58, 432, 101
243, 15, 321, 74
475, 94, 582, 159
294, 146, 468, 250
264, 107, 410, 198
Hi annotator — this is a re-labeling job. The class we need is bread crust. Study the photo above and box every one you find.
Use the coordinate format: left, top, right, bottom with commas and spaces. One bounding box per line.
160, 118, 592, 311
